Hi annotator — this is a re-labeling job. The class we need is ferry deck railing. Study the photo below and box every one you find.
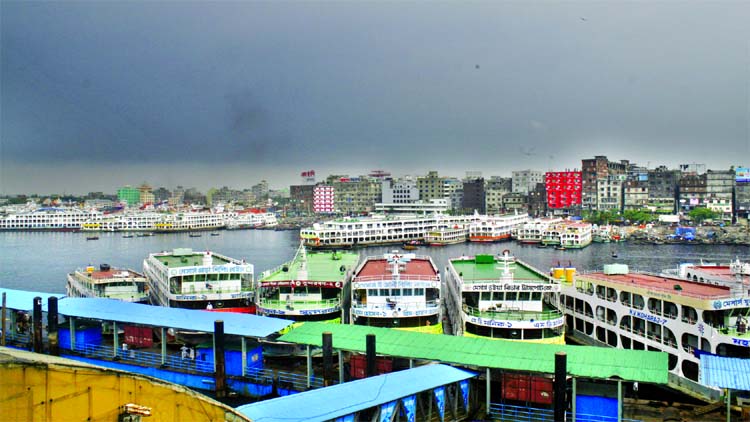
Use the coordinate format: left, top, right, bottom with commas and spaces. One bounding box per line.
353, 274, 440, 283
351, 299, 440, 311
258, 297, 341, 311
62, 343, 215, 373
577, 271, 733, 300
488, 403, 642, 422
463, 305, 562, 321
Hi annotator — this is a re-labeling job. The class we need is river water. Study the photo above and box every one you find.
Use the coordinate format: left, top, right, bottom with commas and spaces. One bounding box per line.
0, 230, 748, 294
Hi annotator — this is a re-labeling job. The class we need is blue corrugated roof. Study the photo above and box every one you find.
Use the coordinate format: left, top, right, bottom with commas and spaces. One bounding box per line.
237, 364, 475, 422
0, 288, 65, 312
700, 355, 750, 391
57, 298, 291, 338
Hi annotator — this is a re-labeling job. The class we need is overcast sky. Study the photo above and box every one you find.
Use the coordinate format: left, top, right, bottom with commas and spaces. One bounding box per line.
2, 1, 750, 194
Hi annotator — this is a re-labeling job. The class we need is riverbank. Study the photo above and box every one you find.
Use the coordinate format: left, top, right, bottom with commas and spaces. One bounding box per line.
624, 224, 750, 246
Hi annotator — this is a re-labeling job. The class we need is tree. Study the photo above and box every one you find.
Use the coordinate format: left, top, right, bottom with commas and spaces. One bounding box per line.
688, 207, 717, 224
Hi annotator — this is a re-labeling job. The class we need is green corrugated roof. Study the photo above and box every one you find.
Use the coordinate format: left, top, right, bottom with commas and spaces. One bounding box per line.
261, 251, 360, 282
155, 253, 230, 268
278, 322, 668, 384
451, 257, 549, 282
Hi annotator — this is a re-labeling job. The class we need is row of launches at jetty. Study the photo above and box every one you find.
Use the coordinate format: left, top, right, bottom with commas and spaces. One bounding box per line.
65, 240, 750, 400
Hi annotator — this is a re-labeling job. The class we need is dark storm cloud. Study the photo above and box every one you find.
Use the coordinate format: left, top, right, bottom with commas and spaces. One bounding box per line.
2, 1, 750, 193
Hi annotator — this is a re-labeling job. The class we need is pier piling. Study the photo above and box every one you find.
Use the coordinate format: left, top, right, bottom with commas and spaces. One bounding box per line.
554, 351, 567, 422
33, 296, 42, 353
214, 320, 227, 398
322, 331, 333, 386
366, 333, 376, 378
47, 296, 59, 356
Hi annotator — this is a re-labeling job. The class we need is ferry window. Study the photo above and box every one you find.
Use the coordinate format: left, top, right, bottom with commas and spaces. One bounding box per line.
368, 289, 378, 296
280, 287, 291, 294
391, 289, 401, 296
208, 273, 219, 281
415, 288, 424, 296
519, 292, 531, 301
481, 292, 491, 301
531, 292, 542, 301
183, 275, 194, 282
632, 294, 645, 310
380, 289, 389, 296
402, 288, 413, 296
220, 274, 229, 281
493, 292, 504, 301
506, 292, 518, 301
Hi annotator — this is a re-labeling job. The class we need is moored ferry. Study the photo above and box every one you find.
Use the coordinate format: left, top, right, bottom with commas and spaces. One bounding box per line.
300, 213, 480, 249
445, 250, 565, 344
143, 248, 255, 312
226, 211, 278, 229
350, 253, 442, 333
66, 264, 149, 303
256, 243, 359, 322
469, 213, 528, 242
424, 225, 469, 246
1, 207, 104, 231
82, 211, 226, 232
558, 261, 750, 400
514, 217, 563, 244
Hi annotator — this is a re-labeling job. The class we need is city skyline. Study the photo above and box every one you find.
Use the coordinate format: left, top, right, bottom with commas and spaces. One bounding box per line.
2, 2, 750, 194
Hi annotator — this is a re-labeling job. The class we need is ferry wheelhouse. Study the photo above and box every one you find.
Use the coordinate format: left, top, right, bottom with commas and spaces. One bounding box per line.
66, 264, 149, 303
256, 244, 359, 322
514, 217, 563, 244
469, 213, 528, 242
350, 253, 442, 333
300, 213, 479, 249
424, 225, 469, 246
558, 261, 750, 400
143, 248, 255, 312
445, 250, 564, 344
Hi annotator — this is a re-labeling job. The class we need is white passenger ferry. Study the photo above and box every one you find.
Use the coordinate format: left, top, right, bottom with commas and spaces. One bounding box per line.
425, 225, 469, 246
469, 213, 529, 242
445, 250, 565, 344
514, 217, 563, 244
143, 248, 255, 312
226, 211, 278, 229
350, 253, 442, 334
256, 243, 359, 321
558, 261, 750, 400
300, 213, 480, 248
82, 212, 226, 232
66, 264, 149, 303
0, 207, 104, 231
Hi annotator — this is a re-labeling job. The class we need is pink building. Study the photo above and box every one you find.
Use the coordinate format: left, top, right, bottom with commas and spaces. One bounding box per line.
313, 185, 335, 213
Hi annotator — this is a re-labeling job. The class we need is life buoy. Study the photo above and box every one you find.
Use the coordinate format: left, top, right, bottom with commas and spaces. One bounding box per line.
502, 249, 511, 256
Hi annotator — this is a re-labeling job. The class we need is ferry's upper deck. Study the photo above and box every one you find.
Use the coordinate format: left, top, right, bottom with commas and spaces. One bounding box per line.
450, 254, 551, 284
581, 271, 732, 300
82, 267, 145, 281
355, 255, 439, 281
261, 250, 359, 283
152, 250, 232, 268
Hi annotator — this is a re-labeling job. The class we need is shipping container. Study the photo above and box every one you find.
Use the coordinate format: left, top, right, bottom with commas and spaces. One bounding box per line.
501, 373, 553, 405
349, 354, 393, 379
124, 326, 154, 348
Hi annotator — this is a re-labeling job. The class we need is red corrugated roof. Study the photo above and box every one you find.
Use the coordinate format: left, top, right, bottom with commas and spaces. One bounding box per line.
585, 272, 731, 299
357, 258, 438, 278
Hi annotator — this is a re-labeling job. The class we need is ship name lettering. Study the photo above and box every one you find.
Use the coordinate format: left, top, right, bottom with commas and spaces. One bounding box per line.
732, 338, 750, 347
628, 309, 667, 325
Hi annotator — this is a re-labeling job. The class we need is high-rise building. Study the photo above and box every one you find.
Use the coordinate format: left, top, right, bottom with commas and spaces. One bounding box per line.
381, 178, 419, 204
117, 186, 140, 207
330, 176, 381, 214
623, 180, 649, 211
735, 167, 750, 219
417, 171, 448, 202
527, 183, 548, 217
138, 183, 154, 205
251, 180, 269, 199
677, 174, 707, 212
169, 186, 185, 206
485, 177, 512, 214
647, 166, 680, 213
545, 171, 582, 214
313, 185, 335, 214
512, 170, 544, 194
461, 176, 485, 214
596, 175, 627, 211
581, 156, 628, 210
290, 184, 315, 213
705, 169, 735, 220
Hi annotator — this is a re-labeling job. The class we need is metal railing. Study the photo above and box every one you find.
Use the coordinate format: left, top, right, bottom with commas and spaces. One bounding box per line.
351, 300, 439, 310
463, 305, 562, 321
488, 404, 642, 422
258, 298, 340, 311
63, 343, 214, 373
353, 274, 440, 283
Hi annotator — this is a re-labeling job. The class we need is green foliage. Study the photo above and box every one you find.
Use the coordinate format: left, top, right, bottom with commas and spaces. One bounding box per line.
688, 207, 717, 223
622, 209, 655, 224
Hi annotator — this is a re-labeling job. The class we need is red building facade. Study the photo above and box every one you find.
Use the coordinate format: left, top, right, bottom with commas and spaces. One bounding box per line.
545, 171, 582, 209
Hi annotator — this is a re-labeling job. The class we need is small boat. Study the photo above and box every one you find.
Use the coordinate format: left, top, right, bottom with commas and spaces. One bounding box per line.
611, 251, 618, 258
86, 236, 99, 241
189, 233, 202, 238
210, 232, 220, 236
122, 234, 134, 238
555, 246, 566, 251
402, 244, 418, 251
536, 244, 548, 249
137, 232, 154, 237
